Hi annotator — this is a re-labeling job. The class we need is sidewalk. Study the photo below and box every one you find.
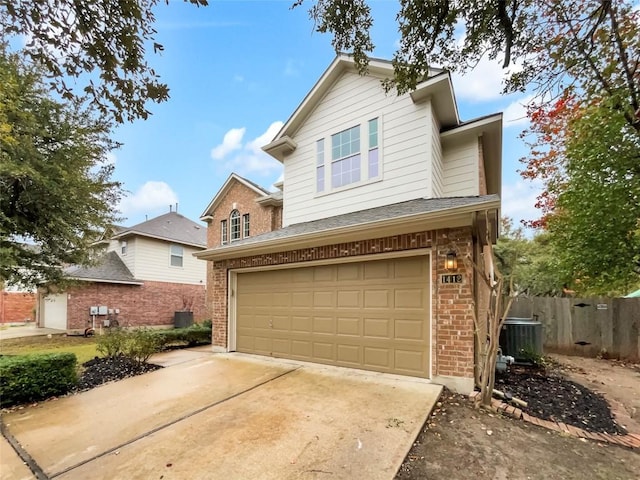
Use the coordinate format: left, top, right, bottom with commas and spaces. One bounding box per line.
0, 323, 66, 340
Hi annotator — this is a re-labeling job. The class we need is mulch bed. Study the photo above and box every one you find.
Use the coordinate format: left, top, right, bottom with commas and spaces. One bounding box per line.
75, 356, 162, 391
495, 365, 626, 435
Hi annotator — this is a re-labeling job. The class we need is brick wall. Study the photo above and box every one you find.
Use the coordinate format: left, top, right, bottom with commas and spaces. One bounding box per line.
204, 180, 282, 319
209, 227, 476, 379
1, 292, 36, 323
65, 281, 206, 331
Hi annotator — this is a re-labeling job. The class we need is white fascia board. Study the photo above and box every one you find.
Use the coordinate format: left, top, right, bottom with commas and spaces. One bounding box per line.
199, 173, 270, 218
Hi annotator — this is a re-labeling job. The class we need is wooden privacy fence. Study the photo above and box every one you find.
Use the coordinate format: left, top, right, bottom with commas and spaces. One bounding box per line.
507, 296, 640, 361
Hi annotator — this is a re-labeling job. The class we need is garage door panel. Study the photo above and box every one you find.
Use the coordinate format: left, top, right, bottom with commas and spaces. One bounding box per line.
337, 317, 360, 335
313, 291, 334, 308
337, 290, 360, 308
395, 319, 423, 340
395, 289, 425, 309
364, 261, 390, 279
292, 292, 312, 307
313, 342, 334, 360
394, 260, 425, 278
337, 344, 360, 364
236, 256, 430, 378
363, 347, 390, 368
291, 316, 312, 332
363, 318, 391, 338
364, 289, 390, 308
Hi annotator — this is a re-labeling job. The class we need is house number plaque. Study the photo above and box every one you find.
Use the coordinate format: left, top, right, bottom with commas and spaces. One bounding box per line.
441, 274, 463, 284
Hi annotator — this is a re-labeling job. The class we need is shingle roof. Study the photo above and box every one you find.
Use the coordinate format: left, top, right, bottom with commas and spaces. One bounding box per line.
114, 212, 206, 247
65, 251, 142, 284
215, 195, 500, 248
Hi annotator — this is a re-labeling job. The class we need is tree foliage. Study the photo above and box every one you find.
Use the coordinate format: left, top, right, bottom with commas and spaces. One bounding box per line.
0, 0, 208, 123
0, 47, 122, 288
494, 218, 565, 296
300, 0, 639, 132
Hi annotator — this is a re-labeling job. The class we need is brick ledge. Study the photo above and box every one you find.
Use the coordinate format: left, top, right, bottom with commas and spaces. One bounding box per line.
468, 391, 640, 450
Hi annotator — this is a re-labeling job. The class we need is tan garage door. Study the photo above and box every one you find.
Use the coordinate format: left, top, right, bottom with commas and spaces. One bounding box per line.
235, 256, 430, 378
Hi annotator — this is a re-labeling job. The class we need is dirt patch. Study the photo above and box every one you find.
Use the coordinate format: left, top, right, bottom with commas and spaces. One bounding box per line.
549, 354, 640, 434
396, 390, 640, 480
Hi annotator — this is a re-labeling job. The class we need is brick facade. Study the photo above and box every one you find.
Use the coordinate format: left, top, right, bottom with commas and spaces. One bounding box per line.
209, 227, 476, 380
62, 281, 206, 331
1, 291, 36, 323
204, 179, 282, 320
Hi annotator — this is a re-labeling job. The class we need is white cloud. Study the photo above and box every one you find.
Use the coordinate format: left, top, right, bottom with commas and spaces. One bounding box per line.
119, 181, 178, 216
211, 127, 246, 160
503, 94, 535, 128
211, 121, 284, 176
501, 180, 544, 232
451, 54, 523, 102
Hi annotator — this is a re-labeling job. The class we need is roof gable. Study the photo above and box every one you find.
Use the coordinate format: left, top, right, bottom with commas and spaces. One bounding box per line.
113, 212, 206, 248
263, 54, 459, 162
200, 173, 271, 219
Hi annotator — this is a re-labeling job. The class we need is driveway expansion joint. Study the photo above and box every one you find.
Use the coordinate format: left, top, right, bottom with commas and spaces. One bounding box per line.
46, 365, 301, 479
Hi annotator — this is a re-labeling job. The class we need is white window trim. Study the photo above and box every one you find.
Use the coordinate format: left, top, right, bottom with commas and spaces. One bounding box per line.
230, 210, 241, 242
315, 115, 383, 197
242, 213, 250, 238
169, 244, 184, 268
221, 219, 228, 245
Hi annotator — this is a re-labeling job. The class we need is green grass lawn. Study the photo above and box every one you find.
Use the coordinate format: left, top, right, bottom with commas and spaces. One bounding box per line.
0, 335, 100, 364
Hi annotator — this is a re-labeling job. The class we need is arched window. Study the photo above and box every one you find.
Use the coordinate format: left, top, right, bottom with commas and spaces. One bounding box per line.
230, 210, 241, 241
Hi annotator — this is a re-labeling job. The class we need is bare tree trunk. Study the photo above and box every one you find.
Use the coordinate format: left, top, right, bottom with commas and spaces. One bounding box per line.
466, 211, 515, 407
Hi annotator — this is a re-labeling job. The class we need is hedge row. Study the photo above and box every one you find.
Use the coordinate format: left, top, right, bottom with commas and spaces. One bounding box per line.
153, 325, 212, 347
0, 353, 78, 407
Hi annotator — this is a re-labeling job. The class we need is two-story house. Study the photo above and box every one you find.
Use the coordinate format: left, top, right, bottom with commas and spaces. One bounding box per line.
38, 211, 207, 333
196, 55, 502, 392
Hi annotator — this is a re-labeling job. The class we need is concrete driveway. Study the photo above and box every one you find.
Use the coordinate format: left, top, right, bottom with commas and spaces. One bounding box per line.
2, 351, 442, 480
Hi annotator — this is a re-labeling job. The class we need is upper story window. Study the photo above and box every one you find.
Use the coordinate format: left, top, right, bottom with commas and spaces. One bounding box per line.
316, 117, 380, 193
242, 213, 250, 238
316, 139, 325, 192
170, 244, 183, 267
121, 240, 127, 255
368, 118, 379, 179
230, 210, 241, 241
221, 219, 228, 245
331, 125, 361, 189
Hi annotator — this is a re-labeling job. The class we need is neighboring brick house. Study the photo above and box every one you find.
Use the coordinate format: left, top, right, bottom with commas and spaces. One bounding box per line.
199, 173, 283, 319
1, 283, 36, 324
37, 211, 207, 333
196, 55, 502, 392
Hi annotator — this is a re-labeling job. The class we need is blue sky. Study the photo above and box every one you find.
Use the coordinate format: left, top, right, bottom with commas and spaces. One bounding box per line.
111, 0, 541, 228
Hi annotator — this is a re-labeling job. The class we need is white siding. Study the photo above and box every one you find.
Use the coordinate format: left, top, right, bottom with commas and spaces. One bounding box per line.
441, 134, 479, 197
132, 237, 206, 285
431, 112, 443, 197
282, 72, 434, 226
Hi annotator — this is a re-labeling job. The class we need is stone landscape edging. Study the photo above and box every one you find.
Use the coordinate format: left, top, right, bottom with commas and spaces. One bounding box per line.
468, 391, 640, 450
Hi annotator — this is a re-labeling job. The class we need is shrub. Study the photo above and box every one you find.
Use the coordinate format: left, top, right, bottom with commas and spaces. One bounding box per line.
0, 353, 78, 407
96, 327, 127, 357
122, 328, 162, 364
153, 325, 211, 349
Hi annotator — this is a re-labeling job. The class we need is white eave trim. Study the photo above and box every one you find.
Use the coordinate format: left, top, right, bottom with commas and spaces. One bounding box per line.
440, 113, 502, 139
200, 173, 271, 218
261, 136, 297, 163
195, 199, 500, 261
111, 231, 206, 249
